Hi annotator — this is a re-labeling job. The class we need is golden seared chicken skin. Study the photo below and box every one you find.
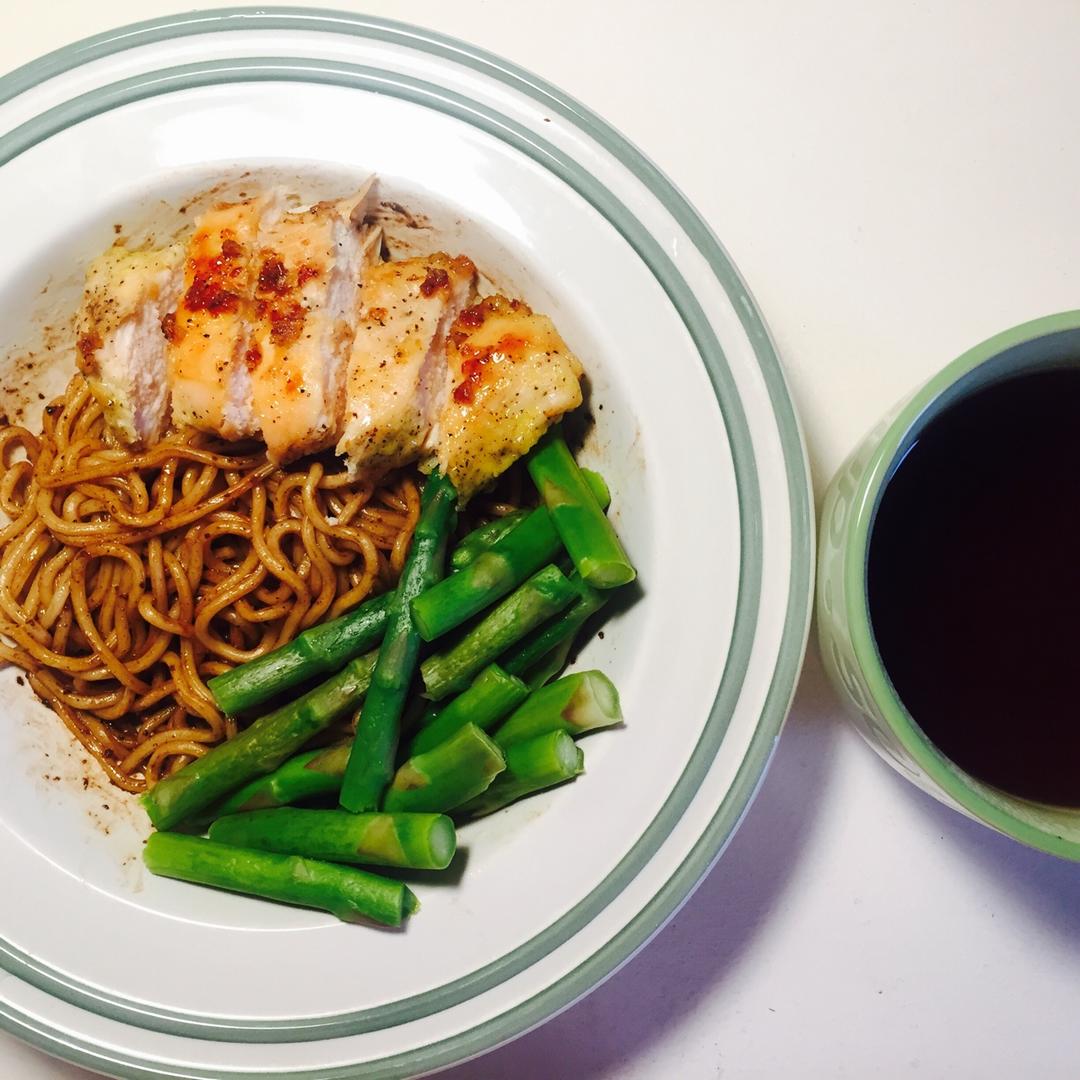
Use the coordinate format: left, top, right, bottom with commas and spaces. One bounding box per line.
436, 295, 584, 500
248, 188, 377, 463
75, 244, 185, 445
337, 252, 476, 479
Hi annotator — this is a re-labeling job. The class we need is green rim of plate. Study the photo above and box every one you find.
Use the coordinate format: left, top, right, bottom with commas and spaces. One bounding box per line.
841, 310, 1080, 861
0, 8, 814, 1077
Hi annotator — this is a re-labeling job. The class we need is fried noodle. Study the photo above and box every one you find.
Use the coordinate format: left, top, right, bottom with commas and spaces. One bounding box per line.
0, 375, 420, 793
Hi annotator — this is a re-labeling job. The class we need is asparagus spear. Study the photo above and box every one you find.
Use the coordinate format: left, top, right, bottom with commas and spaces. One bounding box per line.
448, 469, 609, 573
409, 664, 529, 756
500, 573, 609, 678
383, 723, 505, 813
340, 472, 457, 813
142, 651, 378, 831
450, 510, 529, 571
214, 742, 352, 816
207, 593, 390, 716
219, 667, 512, 818
526, 430, 635, 588
209, 808, 456, 871
494, 671, 622, 747
143, 832, 417, 927
417, 467, 614, 641
419, 565, 577, 700
411, 510, 563, 642
216, 665, 521, 814
457, 730, 584, 817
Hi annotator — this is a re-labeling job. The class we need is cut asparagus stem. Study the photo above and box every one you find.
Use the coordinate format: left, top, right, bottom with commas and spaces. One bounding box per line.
421, 468, 612, 640
383, 723, 505, 813
209, 808, 456, 871
214, 742, 352, 816
521, 635, 574, 690
141, 651, 378, 831
444, 468, 609, 578
500, 573, 609, 678
448, 469, 608, 573
207, 592, 390, 716
419, 565, 577, 700
412, 509, 561, 642
340, 472, 457, 813
143, 832, 417, 927
409, 664, 529, 756
526, 430, 635, 588
450, 510, 529, 571
457, 730, 584, 817
494, 671, 622, 747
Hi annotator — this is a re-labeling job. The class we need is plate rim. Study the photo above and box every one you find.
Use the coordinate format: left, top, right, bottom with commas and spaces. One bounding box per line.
0, 7, 814, 1077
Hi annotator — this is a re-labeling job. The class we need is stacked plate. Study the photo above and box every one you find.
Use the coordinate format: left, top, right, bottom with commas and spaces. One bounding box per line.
0, 10, 813, 1077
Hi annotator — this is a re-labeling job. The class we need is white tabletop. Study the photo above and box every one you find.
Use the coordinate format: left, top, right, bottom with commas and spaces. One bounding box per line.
5, 2, 1080, 1077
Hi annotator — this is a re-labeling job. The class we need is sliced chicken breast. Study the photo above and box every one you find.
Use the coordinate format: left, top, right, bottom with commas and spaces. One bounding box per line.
75, 183, 583, 502
437, 295, 584, 500
248, 186, 377, 463
75, 244, 185, 445
167, 192, 282, 438
337, 253, 476, 479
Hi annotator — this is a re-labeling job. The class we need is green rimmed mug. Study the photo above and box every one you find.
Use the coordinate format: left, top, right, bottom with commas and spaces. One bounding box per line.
817, 311, 1080, 860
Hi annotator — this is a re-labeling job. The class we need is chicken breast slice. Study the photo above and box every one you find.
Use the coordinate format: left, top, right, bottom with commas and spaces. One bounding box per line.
337, 253, 477, 479
75, 244, 185, 445
167, 192, 282, 438
436, 295, 584, 500
248, 185, 377, 463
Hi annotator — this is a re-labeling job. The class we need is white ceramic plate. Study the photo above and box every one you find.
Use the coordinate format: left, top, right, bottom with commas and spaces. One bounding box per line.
0, 9, 813, 1078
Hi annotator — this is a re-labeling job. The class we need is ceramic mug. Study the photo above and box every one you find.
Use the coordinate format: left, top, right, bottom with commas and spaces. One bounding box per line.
817, 311, 1080, 860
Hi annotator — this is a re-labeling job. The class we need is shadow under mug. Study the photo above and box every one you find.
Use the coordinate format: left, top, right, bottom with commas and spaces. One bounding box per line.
817, 311, 1080, 861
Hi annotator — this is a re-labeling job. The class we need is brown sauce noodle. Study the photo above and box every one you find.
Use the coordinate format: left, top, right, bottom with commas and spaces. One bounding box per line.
0, 375, 420, 793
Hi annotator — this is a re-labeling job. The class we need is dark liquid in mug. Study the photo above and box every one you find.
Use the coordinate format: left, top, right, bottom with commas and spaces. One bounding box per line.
868, 367, 1080, 807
